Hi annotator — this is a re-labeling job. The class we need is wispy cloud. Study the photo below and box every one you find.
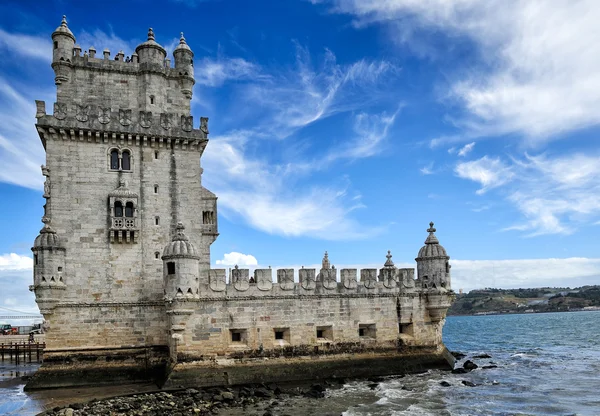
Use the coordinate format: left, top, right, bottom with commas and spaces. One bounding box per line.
0, 29, 51, 61
457, 142, 475, 157
420, 162, 434, 175
195, 56, 262, 87
202, 131, 384, 240
455, 156, 514, 194
456, 152, 600, 236
0, 78, 48, 190
317, 0, 600, 143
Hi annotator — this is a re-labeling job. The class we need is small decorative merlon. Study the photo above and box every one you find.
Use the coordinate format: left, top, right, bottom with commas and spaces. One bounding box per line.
360, 269, 377, 289
35, 101, 46, 118
341, 269, 358, 289
277, 269, 294, 290
200, 117, 209, 134
300, 268, 316, 290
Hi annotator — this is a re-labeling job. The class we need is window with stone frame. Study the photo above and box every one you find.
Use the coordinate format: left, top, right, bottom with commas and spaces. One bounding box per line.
108, 148, 133, 172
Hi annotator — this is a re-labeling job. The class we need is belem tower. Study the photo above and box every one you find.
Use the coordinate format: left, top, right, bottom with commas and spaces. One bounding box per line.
27, 17, 456, 389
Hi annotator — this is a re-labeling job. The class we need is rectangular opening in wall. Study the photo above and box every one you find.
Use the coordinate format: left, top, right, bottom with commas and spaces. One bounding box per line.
230, 329, 247, 344
273, 328, 290, 345
155, 216, 160, 225
359, 324, 376, 339
399, 323, 414, 336
316, 325, 333, 341
167, 262, 175, 275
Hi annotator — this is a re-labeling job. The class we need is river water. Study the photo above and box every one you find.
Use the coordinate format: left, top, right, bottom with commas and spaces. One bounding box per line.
2, 311, 599, 415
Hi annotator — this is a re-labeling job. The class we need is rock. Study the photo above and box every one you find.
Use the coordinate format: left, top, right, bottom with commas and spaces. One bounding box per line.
221, 391, 235, 401
440, 381, 451, 387
254, 387, 274, 398
451, 368, 469, 374
368, 383, 379, 389
472, 353, 492, 359
482, 365, 498, 369
461, 380, 477, 387
463, 360, 478, 370
451, 351, 467, 360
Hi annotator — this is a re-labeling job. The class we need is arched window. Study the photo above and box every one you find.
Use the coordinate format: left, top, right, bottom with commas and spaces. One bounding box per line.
110, 150, 119, 170
125, 202, 134, 217
121, 150, 131, 171
114, 201, 123, 217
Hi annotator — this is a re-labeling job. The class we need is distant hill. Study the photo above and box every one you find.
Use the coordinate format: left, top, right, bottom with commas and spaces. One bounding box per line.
448, 285, 600, 316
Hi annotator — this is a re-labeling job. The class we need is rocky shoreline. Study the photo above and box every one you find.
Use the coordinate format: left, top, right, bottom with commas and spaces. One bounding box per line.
40, 351, 497, 416
39, 381, 341, 416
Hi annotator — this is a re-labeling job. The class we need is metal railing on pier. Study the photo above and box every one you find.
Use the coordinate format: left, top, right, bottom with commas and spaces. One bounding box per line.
0, 342, 45, 363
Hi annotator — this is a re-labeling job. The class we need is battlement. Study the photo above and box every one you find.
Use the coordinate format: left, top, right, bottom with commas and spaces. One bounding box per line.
50, 17, 196, 119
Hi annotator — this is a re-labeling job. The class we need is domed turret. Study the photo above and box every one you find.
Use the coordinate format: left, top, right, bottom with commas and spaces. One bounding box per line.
51, 16, 75, 84
173, 32, 195, 99
415, 222, 451, 291
162, 223, 199, 299
135, 28, 167, 66
31, 219, 66, 314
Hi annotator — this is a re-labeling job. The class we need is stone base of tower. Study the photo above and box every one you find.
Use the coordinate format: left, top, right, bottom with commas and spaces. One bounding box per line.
24, 346, 169, 390
162, 345, 455, 389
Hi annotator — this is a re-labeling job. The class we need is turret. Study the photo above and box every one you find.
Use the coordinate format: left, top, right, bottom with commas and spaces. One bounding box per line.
415, 222, 452, 323
173, 33, 195, 99
162, 222, 200, 299
30, 219, 66, 315
415, 222, 451, 291
51, 16, 75, 84
135, 28, 167, 67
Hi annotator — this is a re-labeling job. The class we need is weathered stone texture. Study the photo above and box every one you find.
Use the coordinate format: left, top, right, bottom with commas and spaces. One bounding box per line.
28, 17, 455, 390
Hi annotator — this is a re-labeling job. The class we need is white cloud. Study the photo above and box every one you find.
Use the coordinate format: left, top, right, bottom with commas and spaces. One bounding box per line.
327, 110, 399, 161
238, 43, 399, 138
420, 162, 434, 175
0, 29, 51, 61
457, 142, 475, 157
455, 156, 514, 194
202, 132, 383, 239
318, 0, 600, 142
215, 252, 258, 266
456, 152, 600, 236
451, 257, 600, 292
0, 253, 33, 271
195, 56, 262, 87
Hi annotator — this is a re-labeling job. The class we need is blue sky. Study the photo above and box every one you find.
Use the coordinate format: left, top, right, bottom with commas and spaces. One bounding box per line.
2, 0, 600, 317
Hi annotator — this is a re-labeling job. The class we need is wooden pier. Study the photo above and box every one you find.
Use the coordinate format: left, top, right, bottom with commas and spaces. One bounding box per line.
0, 342, 45, 363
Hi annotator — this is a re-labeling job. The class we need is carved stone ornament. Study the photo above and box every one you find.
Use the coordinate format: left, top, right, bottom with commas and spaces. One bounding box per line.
341, 269, 357, 289
98, 107, 111, 124
231, 265, 249, 291
300, 269, 316, 290
139, 111, 152, 128
160, 113, 173, 130
53, 103, 67, 120
200, 117, 209, 134
181, 115, 193, 132
277, 269, 294, 291
119, 109, 132, 126
321, 269, 337, 290
256, 270, 273, 291
209, 270, 226, 292
361, 269, 377, 289
76, 104, 90, 122
42, 165, 51, 199
382, 268, 397, 289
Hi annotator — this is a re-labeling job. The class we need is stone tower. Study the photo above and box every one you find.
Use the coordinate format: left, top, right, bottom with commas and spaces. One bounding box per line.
29, 16, 218, 387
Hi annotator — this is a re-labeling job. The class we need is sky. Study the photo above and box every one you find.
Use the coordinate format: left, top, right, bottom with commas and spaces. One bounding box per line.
1, 0, 600, 319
